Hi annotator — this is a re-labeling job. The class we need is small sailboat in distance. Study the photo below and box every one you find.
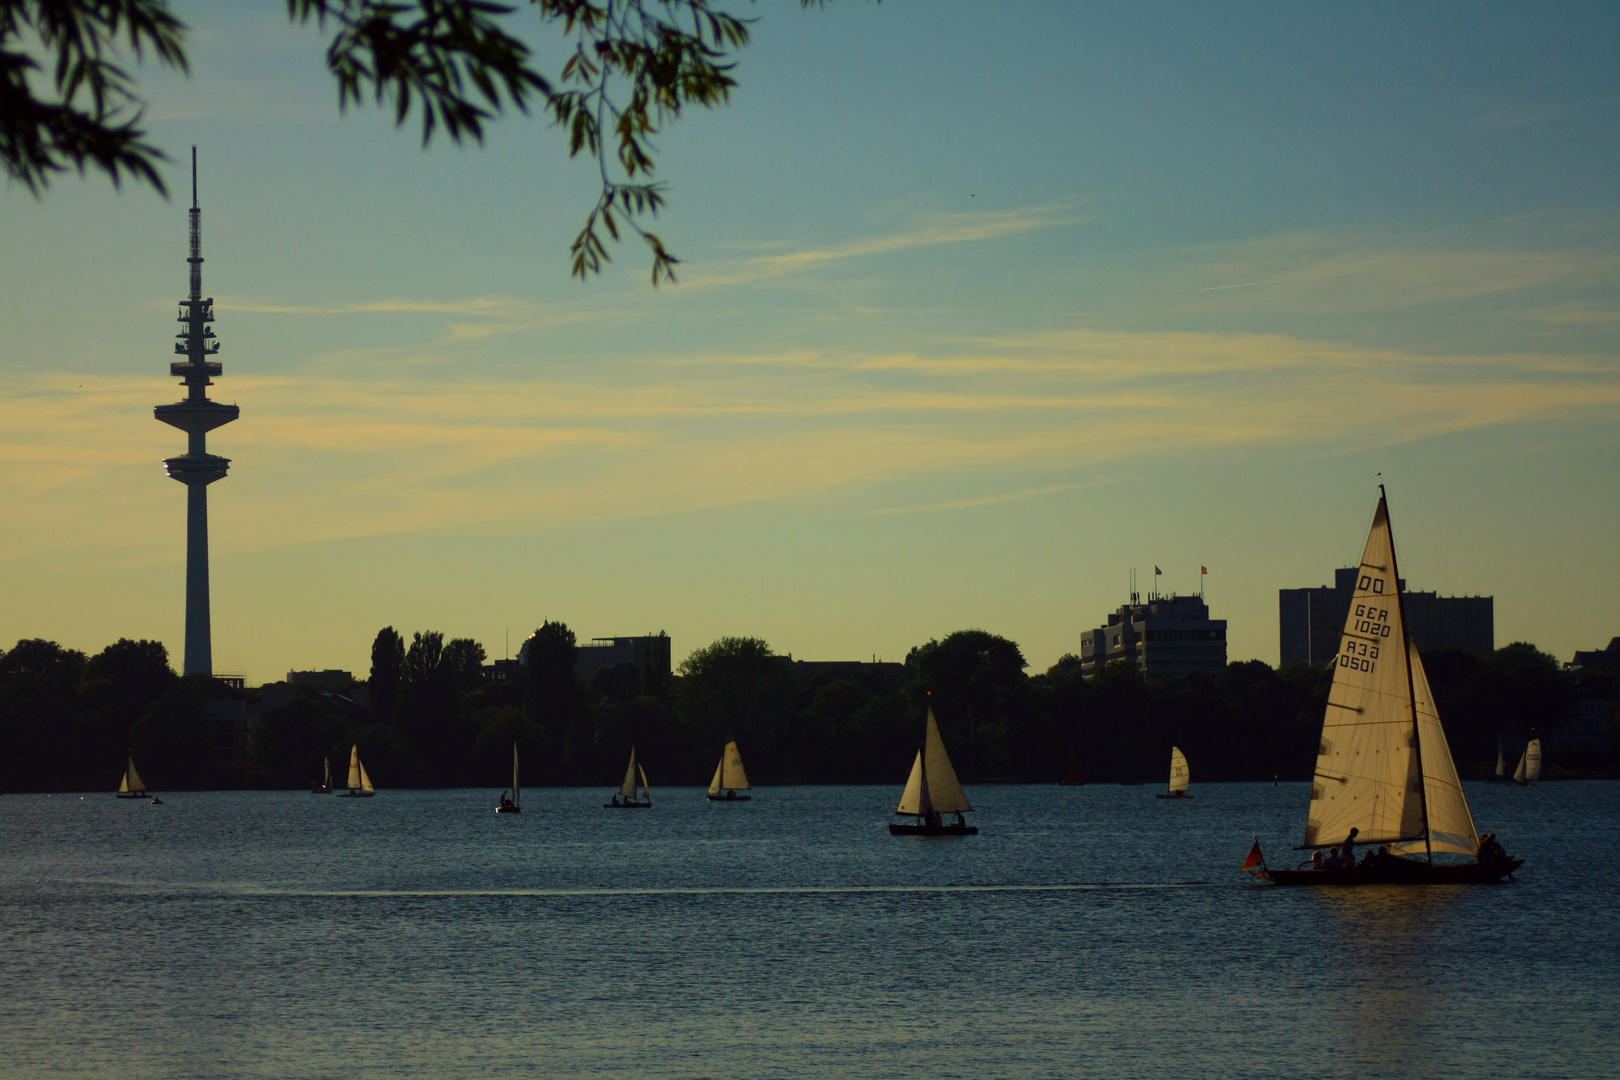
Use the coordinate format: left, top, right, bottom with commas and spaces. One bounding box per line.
604, 745, 652, 808
1057, 752, 1084, 786
889, 699, 977, 836
1512, 737, 1542, 786
1252, 487, 1522, 885
1156, 746, 1192, 799
311, 757, 332, 795
338, 745, 376, 798
116, 753, 148, 799
497, 742, 521, 813
707, 741, 751, 801
1491, 739, 1507, 783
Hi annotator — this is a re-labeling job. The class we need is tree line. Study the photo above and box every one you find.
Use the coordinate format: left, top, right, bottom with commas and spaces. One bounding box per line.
0, 628, 1607, 793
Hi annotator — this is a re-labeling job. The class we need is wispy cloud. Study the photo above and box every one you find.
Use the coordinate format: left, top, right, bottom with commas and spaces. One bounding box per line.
1472, 103, 1570, 131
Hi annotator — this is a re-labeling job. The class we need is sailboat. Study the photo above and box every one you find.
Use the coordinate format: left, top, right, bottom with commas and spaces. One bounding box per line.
706, 741, 751, 802
1057, 753, 1085, 786
604, 745, 651, 808
115, 753, 148, 799
311, 757, 332, 795
1253, 488, 1522, 885
1511, 738, 1542, 786
1491, 739, 1507, 783
337, 745, 376, 798
1156, 746, 1192, 799
497, 742, 521, 813
889, 702, 977, 836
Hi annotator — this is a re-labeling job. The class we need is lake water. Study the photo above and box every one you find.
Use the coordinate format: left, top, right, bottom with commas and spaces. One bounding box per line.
2, 781, 1616, 1079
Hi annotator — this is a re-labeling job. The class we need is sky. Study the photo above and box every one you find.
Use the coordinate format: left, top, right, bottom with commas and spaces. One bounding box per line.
2, 1, 1617, 682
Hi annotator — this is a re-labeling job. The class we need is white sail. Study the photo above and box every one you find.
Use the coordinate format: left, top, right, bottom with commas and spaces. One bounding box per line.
512, 743, 520, 805
723, 741, 749, 791
1525, 739, 1542, 782
620, 747, 639, 799
347, 745, 361, 790
895, 705, 971, 815
1389, 642, 1480, 859
708, 759, 725, 795
1304, 496, 1424, 849
638, 764, 651, 802
323, 758, 332, 788
1512, 750, 1527, 783
124, 757, 146, 794
359, 760, 375, 794
1168, 746, 1190, 794
1495, 742, 1504, 778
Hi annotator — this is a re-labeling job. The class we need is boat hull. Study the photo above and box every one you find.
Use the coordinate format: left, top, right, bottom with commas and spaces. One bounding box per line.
338, 791, 374, 798
1260, 858, 1523, 886
706, 793, 751, 801
1155, 792, 1192, 800
603, 801, 651, 809
889, 822, 978, 837
116, 792, 147, 799
310, 786, 331, 794
495, 805, 521, 814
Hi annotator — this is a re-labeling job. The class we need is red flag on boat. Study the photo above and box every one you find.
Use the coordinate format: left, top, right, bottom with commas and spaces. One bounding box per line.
1241, 839, 1266, 875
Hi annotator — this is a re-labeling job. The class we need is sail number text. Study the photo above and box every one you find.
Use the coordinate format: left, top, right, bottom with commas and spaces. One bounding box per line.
1352, 603, 1393, 639
1339, 639, 1381, 673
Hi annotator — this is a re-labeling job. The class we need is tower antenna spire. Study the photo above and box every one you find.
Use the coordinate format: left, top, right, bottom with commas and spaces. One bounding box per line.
191, 145, 197, 209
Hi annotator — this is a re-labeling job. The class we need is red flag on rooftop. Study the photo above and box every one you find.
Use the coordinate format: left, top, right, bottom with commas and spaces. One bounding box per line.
1201, 566, 1208, 574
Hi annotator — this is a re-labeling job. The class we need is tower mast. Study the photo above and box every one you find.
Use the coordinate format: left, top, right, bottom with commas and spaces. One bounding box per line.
154, 147, 239, 677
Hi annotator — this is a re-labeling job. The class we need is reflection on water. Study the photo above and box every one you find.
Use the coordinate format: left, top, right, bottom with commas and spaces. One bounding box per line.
1, 782, 1615, 1080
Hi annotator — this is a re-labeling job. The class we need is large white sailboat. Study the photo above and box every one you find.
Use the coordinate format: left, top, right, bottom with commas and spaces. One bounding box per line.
1156, 746, 1192, 799
311, 757, 332, 795
890, 701, 976, 836
707, 741, 751, 802
497, 742, 522, 813
1252, 488, 1521, 885
1511, 738, 1542, 785
337, 745, 376, 798
116, 753, 148, 799
604, 745, 652, 808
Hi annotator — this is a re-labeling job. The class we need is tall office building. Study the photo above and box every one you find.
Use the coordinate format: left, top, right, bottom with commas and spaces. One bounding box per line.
1279, 568, 1493, 665
153, 150, 238, 677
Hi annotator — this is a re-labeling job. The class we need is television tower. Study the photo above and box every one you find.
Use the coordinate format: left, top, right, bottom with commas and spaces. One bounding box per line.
154, 148, 238, 677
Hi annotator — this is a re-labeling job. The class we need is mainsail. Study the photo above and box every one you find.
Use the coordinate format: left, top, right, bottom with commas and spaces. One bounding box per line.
347, 745, 362, 790
896, 706, 972, 815
359, 760, 375, 794
708, 741, 750, 794
323, 758, 332, 788
121, 756, 146, 795
618, 746, 648, 802
1389, 642, 1479, 858
1168, 746, 1190, 794
1304, 496, 1425, 849
1513, 739, 1542, 783
512, 742, 521, 806
1495, 741, 1505, 778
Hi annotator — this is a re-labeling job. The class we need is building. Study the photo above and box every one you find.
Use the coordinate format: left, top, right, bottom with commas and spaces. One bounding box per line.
287, 669, 354, 688
1080, 593, 1227, 678
153, 150, 238, 678
1279, 568, 1493, 665
576, 634, 673, 683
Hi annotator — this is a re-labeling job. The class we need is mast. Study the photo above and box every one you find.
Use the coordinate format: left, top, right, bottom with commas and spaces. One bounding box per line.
1382, 484, 1433, 864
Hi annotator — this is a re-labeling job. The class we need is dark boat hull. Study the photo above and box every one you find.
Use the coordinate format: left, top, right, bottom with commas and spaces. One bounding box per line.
116, 793, 147, 799
310, 787, 331, 795
1261, 858, 1522, 886
603, 802, 651, 809
338, 791, 374, 798
1155, 792, 1192, 800
707, 793, 751, 801
496, 806, 521, 813
889, 822, 978, 836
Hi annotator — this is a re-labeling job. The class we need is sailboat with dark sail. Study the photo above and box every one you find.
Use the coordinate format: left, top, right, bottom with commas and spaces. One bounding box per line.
1156, 746, 1192, 799
1249, 488, 1522, 885
889, 702, 976, 836
707, 741, 751, 801
497, 742, 521, 813
604, 745, 652, 808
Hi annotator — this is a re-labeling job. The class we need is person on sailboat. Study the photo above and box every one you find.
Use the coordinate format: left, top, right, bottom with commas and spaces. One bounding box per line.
1310, 850, 1324, 869
1340, 827, 1359, 865
1477, 833, 1507, 864
499, 790, 512, 811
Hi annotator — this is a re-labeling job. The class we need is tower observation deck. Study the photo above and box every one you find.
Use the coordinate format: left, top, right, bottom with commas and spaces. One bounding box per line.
154, 148, 238, 677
